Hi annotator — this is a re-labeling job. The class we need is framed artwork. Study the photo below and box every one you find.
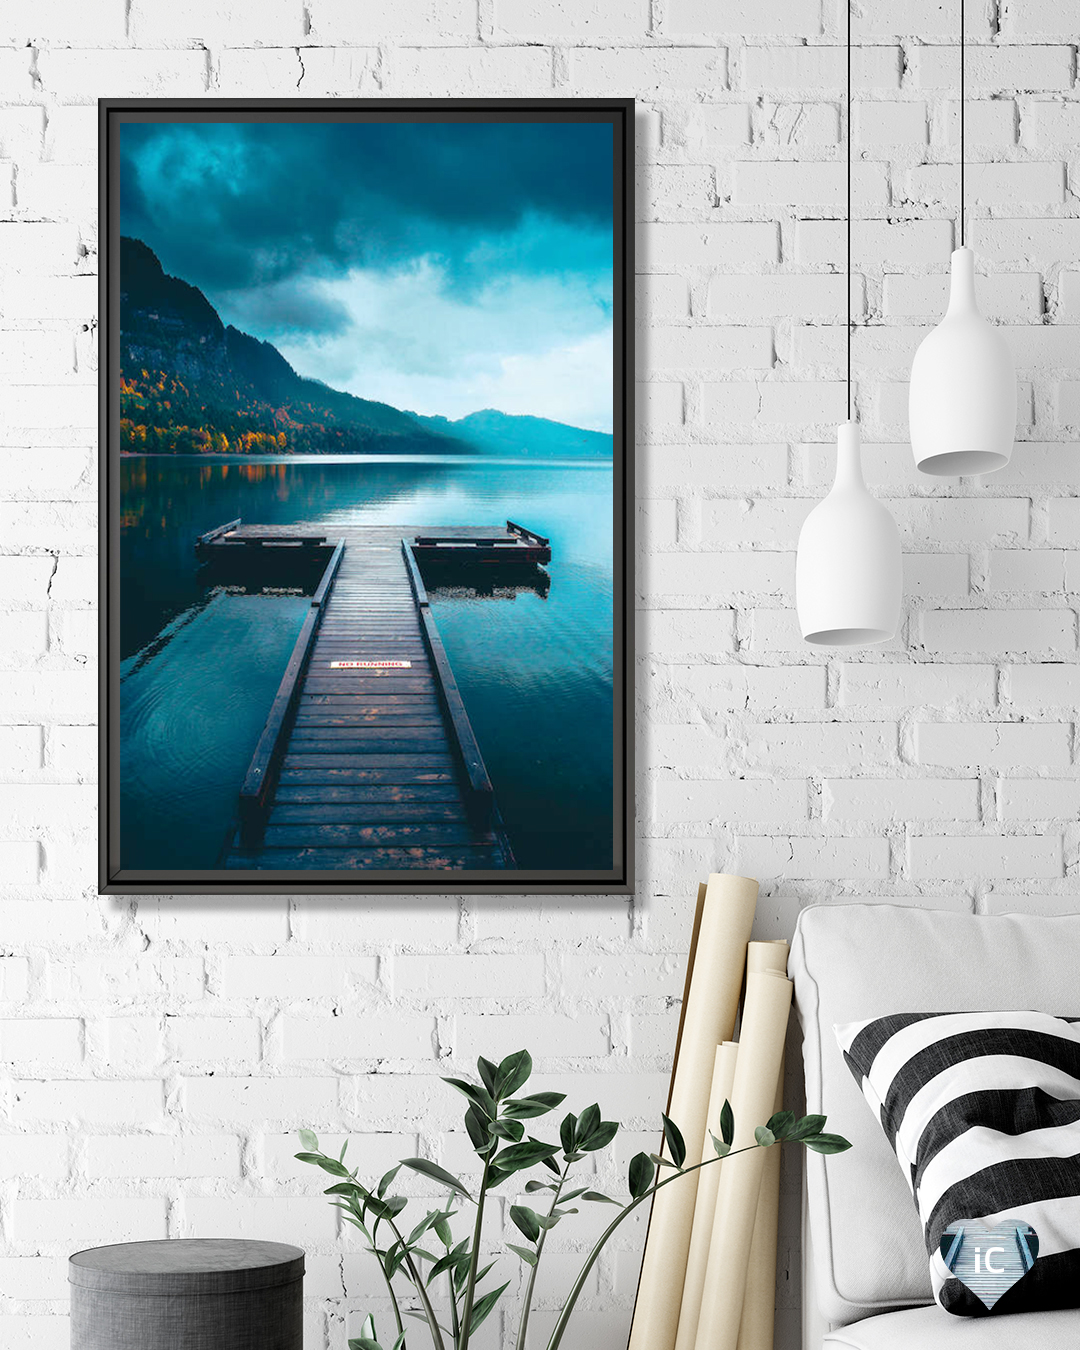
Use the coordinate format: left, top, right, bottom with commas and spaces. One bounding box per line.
99, 98, 634, 895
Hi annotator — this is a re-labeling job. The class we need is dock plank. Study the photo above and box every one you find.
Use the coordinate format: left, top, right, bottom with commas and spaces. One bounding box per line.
262, 825, 483, 847
276, 784, 460, 804
225, 845, 505, 871
222, 521, 521, 871
278, 767, 457, 786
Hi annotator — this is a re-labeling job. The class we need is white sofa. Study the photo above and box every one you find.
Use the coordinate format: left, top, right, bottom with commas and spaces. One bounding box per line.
788, 903, 1080, 1349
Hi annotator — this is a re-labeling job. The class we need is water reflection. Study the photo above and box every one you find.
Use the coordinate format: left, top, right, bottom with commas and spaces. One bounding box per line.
119, 455, 614, 872
120, 589, 309, 869
421, 564, 552, 602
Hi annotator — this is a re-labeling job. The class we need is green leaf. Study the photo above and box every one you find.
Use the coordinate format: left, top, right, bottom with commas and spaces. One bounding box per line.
541, 1153, 561, 1174
754, 1126, 776, 1148
502, 1091, 567, 1120
376, 1165, 401, 1199
425, 1240, 469, 1284
399, 1158, 473, 1200
710, 1131, 730, 1158
662, 1113, 687, 1168
407, 1209, 442, 1245
803, 1133, 852, 1155
298, 1128, 319, 1152
350, 1313, 383, 1350
473, 1259, 497, 1286
464, 1103, 491, 1154
560, 1112, 577, 1155
433, 1213, 454, 1246
510, 1204, 542, 1242
339, 1139, 349, 1164
579, 1119, 619, 1152
323, 1180, 366, 1197
628, 1151, 655, 1199
582, 1190, 623, 1206
525, 1180, 555, 1193
649, 1154, 679, 1169
469, 1281, 510, 1334
492, 1118, 525, 1143
442, 1077, 497, 1120
576, 1103, 601, 1143
507, 1243, 538, 1266
495, 1049, 533, 1099
297, 1152, 351, 1178
493, 1139, 559, 1175
788, 1114, 827, 1142
477, 1056, 499, 1095
720, 1098, 735, 1147
766, 1110, 795, 1141
339, 1210, 373, 1241
560, 1187, 591, 1203
393, 1334, 407, 1350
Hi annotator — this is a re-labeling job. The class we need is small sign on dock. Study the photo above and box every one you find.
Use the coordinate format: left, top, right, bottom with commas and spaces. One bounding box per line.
329, 660, 413, 669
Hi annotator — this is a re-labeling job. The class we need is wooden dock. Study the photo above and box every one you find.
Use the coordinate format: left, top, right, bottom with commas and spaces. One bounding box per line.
197, 520, 550, 874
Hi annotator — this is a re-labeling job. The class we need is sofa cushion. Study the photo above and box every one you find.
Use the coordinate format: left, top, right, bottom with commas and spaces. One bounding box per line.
789, 904, 1080, 1326
824, 1305, 1080, 1349
837, 1009, 1080, 1316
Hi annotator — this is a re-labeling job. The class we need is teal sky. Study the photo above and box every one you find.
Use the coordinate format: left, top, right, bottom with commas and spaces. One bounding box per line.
119, 120, 615, 431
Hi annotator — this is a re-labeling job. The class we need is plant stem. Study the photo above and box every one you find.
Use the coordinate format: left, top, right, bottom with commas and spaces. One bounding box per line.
386, 1214, 448, 1350
457, 1147, 494, 1350
544, 1143, 764, 1350
514, 1161, 572, 1350
448, 1268, 461, 1346
371, 1216, 407, 1346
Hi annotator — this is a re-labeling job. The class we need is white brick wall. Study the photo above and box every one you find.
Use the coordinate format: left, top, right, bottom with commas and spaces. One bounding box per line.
0, 2, 1078, 1347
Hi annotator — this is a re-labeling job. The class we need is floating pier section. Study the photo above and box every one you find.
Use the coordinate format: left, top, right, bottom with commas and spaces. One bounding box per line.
195, 520, 551, 873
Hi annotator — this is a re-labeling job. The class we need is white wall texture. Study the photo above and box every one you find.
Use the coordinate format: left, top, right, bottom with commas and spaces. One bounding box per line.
0, 0, 1079, 1346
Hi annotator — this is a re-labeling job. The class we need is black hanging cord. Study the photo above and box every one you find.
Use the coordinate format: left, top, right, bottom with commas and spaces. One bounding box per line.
960, 0, 965, 246
846, 0, 852, 421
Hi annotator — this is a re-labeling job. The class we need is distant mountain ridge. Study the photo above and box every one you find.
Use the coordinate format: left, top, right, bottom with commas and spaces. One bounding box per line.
119, 237, 613, 460
414, 408, 613, 459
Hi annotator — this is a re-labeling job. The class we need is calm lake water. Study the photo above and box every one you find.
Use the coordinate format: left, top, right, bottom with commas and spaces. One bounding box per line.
119, 455, 615, 872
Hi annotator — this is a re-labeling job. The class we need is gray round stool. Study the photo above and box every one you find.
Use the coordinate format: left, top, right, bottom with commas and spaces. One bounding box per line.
68, 1238, 304, 1350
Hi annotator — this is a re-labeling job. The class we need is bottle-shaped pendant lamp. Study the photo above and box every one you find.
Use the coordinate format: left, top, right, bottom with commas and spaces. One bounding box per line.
909, 246, 1016, 476
908, 2, 1016, 477
794, 4, 902, 646
796, 421, 902, 644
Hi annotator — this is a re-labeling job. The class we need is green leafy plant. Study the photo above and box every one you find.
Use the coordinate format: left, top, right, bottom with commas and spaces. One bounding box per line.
296, 1049, 850, 1350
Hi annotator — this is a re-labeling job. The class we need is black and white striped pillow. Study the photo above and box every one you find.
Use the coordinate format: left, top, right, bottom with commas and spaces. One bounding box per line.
836, 1010, 1080, 1317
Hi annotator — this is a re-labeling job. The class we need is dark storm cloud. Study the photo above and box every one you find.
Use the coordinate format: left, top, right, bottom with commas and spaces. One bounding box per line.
119, 118, 614, 327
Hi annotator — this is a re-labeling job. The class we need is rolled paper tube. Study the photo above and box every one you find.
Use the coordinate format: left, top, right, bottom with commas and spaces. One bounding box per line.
736, 1056, 785, 1350
745, 939, 789, 977
692, 969, 793, 1350
675, 960, 784, 1350
627, 873, 758, 1350
673, 1041, 740, 1350
683, 950, 783, 1350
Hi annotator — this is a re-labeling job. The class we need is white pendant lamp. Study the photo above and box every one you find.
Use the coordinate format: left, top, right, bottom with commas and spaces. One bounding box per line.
795, 7, 903, 647
908, 3, 1016, 477
796, 420, 902, 645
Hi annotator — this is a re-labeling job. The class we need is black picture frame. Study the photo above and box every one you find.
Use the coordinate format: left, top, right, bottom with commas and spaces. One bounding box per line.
99, 97, 635, 896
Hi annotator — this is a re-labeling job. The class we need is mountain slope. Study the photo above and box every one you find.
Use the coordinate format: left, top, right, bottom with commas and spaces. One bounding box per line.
120, 237, 465, 455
